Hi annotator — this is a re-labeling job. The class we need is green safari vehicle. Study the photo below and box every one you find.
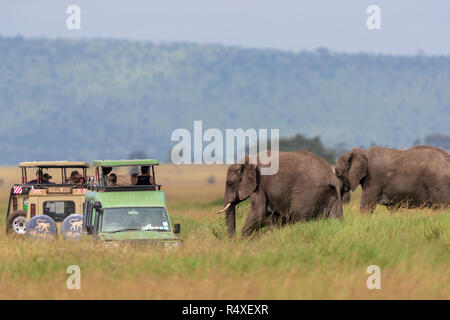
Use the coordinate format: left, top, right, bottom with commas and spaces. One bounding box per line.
83, 159, 180, 247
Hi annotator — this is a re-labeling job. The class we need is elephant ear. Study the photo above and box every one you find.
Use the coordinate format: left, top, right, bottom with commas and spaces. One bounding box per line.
238, 163, 257, 200
348, 150, 368, 191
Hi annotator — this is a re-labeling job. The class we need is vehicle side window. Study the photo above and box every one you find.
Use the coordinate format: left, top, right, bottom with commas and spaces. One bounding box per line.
43, 201, 75, 222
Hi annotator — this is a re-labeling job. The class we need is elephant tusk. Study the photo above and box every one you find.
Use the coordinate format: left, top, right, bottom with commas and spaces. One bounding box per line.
217, 202, 232, 214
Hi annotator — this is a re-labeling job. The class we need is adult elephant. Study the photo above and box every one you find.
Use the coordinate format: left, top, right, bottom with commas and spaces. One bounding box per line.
217, 151, 343, 238
335, 146, 450, 212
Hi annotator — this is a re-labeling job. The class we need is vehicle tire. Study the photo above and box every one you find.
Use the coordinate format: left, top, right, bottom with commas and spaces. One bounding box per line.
61, 214, 83, 240
25, 215, 57, 239
6, 210, 27, 236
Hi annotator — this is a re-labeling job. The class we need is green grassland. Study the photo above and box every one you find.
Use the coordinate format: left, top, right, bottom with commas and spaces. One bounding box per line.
0, 189, 448, 299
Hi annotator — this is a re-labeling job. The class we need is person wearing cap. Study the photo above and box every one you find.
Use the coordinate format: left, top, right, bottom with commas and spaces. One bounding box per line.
68, 170, 83, 184
42, 173, 54, 184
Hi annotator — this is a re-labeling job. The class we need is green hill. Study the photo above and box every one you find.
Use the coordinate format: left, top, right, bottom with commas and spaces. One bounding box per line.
0, 36, 449, 164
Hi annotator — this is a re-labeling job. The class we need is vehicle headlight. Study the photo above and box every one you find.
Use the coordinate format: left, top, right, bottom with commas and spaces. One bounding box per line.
103, 241, 120, 247
164, 241, 179, 249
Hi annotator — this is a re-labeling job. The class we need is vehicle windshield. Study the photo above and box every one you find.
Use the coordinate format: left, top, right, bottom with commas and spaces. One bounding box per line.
101, 207, 170, 233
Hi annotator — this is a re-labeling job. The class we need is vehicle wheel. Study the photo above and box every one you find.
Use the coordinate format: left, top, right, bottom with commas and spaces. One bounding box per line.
6, 210, 27, 235
61, 214, 83, 240
25, 215, 57, 239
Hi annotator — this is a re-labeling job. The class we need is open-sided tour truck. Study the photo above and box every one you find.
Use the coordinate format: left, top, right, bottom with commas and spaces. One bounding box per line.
83, 159, 180, 247
5, 161, 89, 236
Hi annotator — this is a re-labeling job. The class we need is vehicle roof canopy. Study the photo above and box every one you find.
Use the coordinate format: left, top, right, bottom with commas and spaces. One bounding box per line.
19, 161, 90, 168
93, 159, 159, 167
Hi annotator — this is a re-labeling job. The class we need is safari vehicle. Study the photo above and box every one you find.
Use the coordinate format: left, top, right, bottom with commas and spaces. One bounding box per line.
5, 161, 90, 235
83, 160, 180, 247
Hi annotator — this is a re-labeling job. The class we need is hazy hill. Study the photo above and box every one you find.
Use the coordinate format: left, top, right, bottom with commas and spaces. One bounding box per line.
0, 36, 449, 164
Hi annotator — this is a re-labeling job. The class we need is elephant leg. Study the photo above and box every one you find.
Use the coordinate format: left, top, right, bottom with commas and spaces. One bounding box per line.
263, 210, 287, 231
287, 186, 337, 222
360, 184, 381, 213
241, 189, 267, 237
428, 185, 450, 210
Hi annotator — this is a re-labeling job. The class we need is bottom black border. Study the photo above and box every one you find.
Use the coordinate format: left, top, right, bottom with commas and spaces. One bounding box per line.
0, 300, 446, 318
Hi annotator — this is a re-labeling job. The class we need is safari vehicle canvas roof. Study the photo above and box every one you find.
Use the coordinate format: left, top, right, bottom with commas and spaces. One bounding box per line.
19, 161, 90, 168
93, 159, 159, 167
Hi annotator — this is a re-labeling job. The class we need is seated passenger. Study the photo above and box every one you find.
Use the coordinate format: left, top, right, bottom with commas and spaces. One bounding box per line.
109, 173, 118, 186
130, 173, 138, 186
41, 173, 55, 184
100, 167, 113, 187
136, 166, 154, 185
68, 171, 83, 184
28, 169, 43, 184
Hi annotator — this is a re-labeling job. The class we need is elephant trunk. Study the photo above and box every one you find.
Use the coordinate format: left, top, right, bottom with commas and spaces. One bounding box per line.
225, 203, 236, 238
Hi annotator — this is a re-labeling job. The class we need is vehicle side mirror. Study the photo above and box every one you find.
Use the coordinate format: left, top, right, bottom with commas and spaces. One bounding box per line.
173, 223, 180, 234
93, 210, 102, 236
93, 201, 102, 210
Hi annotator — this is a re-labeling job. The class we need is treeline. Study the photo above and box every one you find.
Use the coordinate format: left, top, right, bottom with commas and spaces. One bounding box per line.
278, 134, 338, 164
415, 134, 450, 151
0, 36, 449, 164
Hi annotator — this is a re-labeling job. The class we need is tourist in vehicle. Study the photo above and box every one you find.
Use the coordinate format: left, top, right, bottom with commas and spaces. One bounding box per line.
28, 169, 43, 184
41, 173, 54, 184
137, 166, 154, 185
100, 167, 113, 186
109, 173, 118, 186
68, 170, 83, 184
130, 173, 138, 185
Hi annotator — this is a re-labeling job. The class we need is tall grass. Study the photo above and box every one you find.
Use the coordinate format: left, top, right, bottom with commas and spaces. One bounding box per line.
0, 196, 448, 299
0, 167, 448, 299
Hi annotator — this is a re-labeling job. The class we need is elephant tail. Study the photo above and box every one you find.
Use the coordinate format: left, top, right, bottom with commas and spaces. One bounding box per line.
327, 182, 343, 219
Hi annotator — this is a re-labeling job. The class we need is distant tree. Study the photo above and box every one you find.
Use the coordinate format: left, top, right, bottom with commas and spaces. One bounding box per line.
207, 175, 216, 185
278, 134, 337, 164
128, 151, 148, 174
424, 134, 450, 151
129, 151, 148, 159
255, 133, 337, 164
334, 142, 349, 157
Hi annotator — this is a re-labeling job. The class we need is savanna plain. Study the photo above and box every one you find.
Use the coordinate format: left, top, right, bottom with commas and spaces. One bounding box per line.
0, 165, 448, 299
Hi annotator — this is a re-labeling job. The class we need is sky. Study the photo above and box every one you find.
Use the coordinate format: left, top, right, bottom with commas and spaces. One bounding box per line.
0, 0, 449, 55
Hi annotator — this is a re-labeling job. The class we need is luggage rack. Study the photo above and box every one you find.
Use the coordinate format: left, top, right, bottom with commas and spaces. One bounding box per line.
87, 184, 162, 192
16, 183, 89, 188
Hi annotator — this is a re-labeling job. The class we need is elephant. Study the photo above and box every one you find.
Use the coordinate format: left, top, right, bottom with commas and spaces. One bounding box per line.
334, 168, 351, 204
342, 191, 351, 204
335, 145, 450, 212
217, 151, 343, 238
